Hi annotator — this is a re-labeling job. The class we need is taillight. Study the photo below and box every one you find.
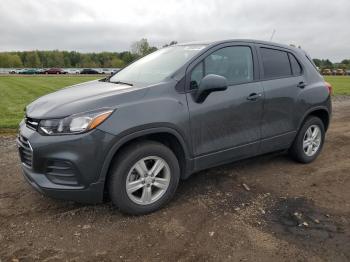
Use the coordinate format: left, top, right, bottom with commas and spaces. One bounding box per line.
325, 81, 333, 96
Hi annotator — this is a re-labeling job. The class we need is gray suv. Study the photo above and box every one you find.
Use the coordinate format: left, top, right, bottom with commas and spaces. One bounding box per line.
18, 40, 332, 215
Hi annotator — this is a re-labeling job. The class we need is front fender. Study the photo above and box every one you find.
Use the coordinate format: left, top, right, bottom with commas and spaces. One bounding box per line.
97, 125, 192, 186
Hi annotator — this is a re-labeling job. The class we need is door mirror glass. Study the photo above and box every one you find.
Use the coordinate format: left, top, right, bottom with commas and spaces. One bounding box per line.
193, 74, 228, 103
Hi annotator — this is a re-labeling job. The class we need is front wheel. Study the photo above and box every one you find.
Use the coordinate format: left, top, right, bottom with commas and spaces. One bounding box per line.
108, 141, 180, 215
289, 116, 325, 163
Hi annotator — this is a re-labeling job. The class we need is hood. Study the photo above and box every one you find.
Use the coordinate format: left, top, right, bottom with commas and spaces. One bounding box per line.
26, 80, 148, 119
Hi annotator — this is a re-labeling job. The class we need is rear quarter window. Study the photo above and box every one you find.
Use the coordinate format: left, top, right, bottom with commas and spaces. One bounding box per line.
305, 54, 322, 75
288, 53, 303, 76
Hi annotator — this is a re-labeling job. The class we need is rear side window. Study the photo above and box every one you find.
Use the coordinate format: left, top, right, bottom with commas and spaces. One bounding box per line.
260, 48, 292, 79
289, 53, 302, 76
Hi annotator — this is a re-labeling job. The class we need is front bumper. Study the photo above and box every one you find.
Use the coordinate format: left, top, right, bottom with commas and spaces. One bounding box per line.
17, 123, 116, 204
21, 164, 105, 203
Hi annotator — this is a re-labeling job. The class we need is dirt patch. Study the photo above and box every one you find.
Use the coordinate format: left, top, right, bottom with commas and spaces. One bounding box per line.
1, 97, 350, 261
264, 197, 350, 261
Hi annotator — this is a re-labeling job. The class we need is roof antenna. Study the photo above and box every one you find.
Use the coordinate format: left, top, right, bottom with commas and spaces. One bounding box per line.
270, 29, 276, 41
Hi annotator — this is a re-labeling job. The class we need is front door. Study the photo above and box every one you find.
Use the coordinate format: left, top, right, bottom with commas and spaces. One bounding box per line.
185, 44, 264, 170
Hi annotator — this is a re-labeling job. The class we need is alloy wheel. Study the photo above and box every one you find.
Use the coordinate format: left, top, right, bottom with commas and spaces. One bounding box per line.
125, 156, 171, 205
303, 125, 322, 157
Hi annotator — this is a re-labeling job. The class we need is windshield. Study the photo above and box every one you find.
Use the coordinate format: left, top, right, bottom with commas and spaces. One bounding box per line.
110, 45, 206, 85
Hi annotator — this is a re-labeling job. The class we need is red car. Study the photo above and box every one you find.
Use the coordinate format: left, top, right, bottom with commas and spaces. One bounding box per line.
43, 68, 66, 74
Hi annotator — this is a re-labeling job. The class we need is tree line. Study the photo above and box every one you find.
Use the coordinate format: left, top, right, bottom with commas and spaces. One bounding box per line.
313, 59, 350, 70
0, 50, 136, 68
0, 38, 348, 70
0, 39, 178, 68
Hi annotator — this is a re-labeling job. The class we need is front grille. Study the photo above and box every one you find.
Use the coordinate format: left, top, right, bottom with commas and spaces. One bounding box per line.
25, 116, 40, 131
17, 135, 33, 167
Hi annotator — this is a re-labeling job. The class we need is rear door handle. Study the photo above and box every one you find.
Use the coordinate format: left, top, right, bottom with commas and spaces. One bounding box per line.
297, 81, 307, 88
247, 93, 262, 101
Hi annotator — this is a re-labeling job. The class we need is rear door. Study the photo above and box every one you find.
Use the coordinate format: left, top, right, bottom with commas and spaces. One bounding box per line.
257, 45, 305, 153
185, 43, 264, 170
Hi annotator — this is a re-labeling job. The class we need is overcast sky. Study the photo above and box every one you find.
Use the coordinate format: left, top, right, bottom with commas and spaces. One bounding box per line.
0, 0, 349, 61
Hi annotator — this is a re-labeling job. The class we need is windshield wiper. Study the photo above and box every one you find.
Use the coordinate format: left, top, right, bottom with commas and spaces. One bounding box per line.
110, 81, 133, 86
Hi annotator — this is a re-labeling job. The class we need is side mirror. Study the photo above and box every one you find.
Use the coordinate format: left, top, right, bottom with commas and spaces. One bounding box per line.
193, 74, 228, 103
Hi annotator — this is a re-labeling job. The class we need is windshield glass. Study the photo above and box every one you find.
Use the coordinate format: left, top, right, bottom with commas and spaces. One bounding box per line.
110, 45, 206, 85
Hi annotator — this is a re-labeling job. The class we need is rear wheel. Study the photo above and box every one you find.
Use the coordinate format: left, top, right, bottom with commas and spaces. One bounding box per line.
108, 141, 180, 215
289, 116, 325, 163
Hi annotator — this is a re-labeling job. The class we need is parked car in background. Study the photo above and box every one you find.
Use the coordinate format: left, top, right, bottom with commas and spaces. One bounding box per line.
19, 69, 40, 74
43, 68, 66, 74
80, 68, 100, 74
346, 70, 350, 76
36, 69, 46, 74
19, 39, 332, 215
322, 69, 332, 75
100, 68, 113, 74
64, 68, 80, 74
336, 69, 346, 75
9, 69, 23, 74
98, 68, 120, 74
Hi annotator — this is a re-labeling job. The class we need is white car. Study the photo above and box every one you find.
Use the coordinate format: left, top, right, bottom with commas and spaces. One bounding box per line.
100, 68, 120, 74
64, 68, 81, 74
9, 69, 25, 74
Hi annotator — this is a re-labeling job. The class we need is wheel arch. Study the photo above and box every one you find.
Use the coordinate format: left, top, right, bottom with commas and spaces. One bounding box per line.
99, 127, 193, 198
298, 106, 330, 132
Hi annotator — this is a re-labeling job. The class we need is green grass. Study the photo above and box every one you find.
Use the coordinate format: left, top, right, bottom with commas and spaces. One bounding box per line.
324, 76, 350, 95
0, 75, 349, 131
0, 76, 101, 130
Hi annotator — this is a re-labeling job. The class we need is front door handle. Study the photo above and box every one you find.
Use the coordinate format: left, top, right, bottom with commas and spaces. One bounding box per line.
247, 93, 262, 101
297, 81, 307, 88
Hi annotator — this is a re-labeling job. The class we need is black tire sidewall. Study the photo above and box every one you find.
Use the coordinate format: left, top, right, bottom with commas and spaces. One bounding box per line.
109, 141, 180, 215
292, 117, 325, 163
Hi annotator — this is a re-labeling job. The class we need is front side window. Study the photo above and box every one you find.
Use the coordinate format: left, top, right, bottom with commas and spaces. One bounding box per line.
190, 62, 204, 89
260, 48, 292, 79
110, 45, 206, 85
190, 46, 254, 89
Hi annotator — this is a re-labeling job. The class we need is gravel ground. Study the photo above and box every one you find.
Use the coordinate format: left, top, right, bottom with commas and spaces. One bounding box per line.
1, 98, 350, 261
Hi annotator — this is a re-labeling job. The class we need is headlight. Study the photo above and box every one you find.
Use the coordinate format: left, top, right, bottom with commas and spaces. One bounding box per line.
38, 108, 113, 135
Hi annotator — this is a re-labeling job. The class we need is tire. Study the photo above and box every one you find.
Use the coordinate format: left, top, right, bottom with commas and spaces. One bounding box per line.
108, 141, 180, 215
289, 116, 325, 163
